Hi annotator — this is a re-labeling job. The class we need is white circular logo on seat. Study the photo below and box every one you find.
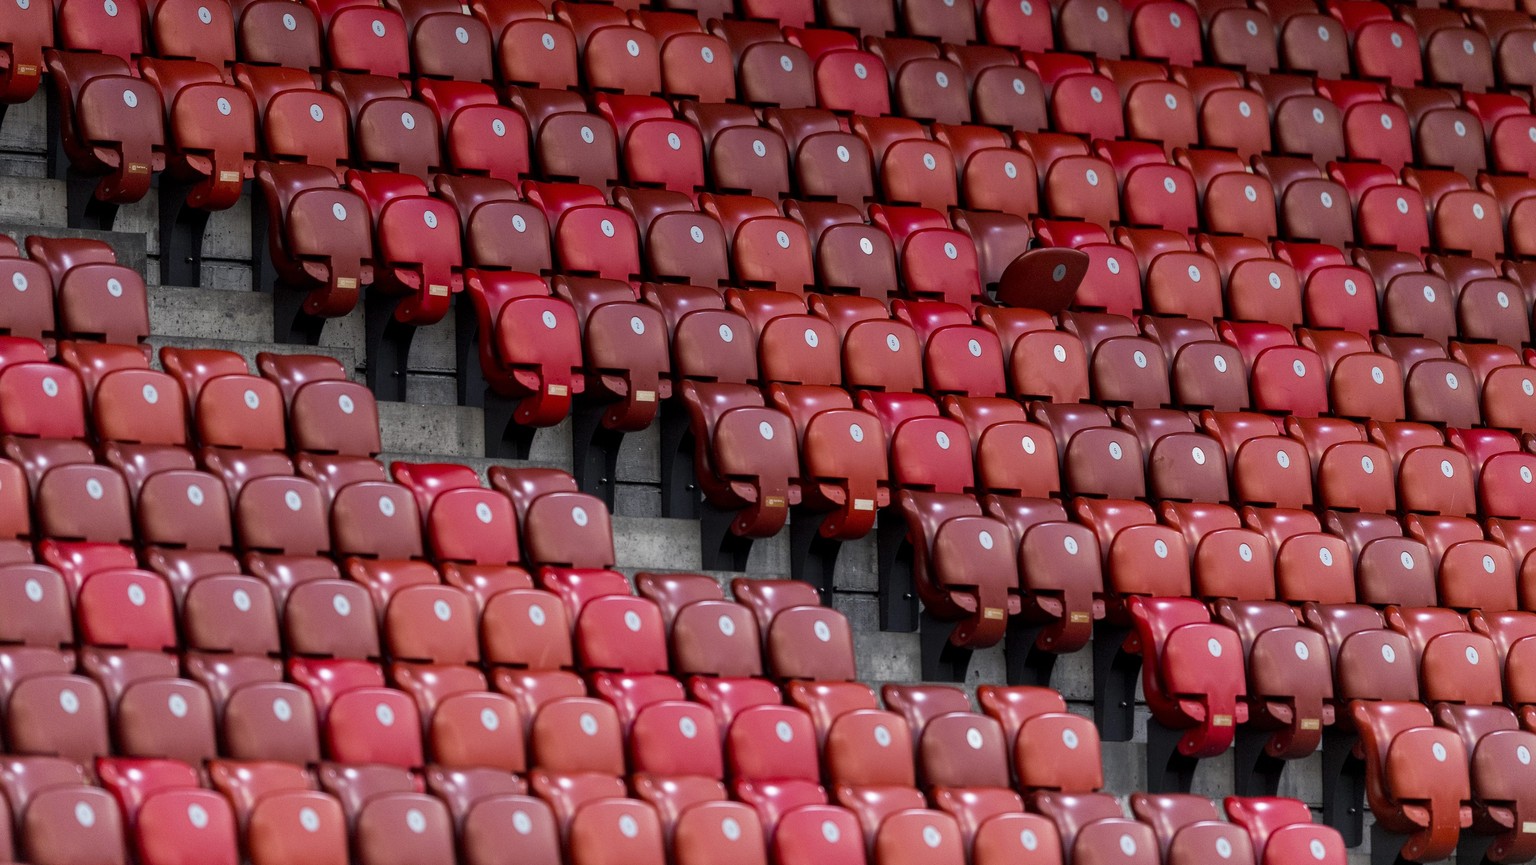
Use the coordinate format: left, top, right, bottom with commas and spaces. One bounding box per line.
1239, 102, 1252, 118
721, 817, 741, 841
923, 826, 943, 848
128, 583, 146, 606
888, 334, 902, 352
42, 377, 58, 398
1120, 835, 1137, 856
966, 728, 984, 749
1133, 350, 1147, 368
1499, 291, 1511, 309
378, 496, 396, 517
1310, 839, 1328, 860
434, 599, 452, 622
1423, 285, 1437, 302
1238, 541, 1253, 561
1473, 202, 1487, 220
490, 117, 506, 137
1051, 264, 1067, 282
572, 506, 589, 526
967, 338, 983, 357
779, 55, 795, 72
1062, 727, 1079, 749
1096, 5, 1109, 20
300, 808, 321, 832
814, 620, 832, 642
1013, 78, 1026, 95
1432, 742, 1448, 761
187, 803, 209, 829
1208, 638, 1223, 657
600, 219, 615, 237
1319, 546, 1333, 566
921, 153, 939, 172
1317, 25, 1329, 40
688, 225, 705, 244
667, 132, 682, 151
579, 713, 598, 735
244, 389, 261, 409
471, 706, 497, 732
1380, 113, 1393, 131
1344, 279, 1357, 295
936, 431, 951, 449
836, 145, 851, 163
1466, 645, 1481, 665
1164, 177, 1177, 194
168, 693, 188, 717
804, 328, 820, 349
623, 610, 642, 632
273, 697, 292, 721
1064, 536, 1079, 555
1054, 344, 1068, 362
232, 588, 251, 612
336, 393, 357, 415
1446, 372, 1459, 389
1021, 829, 1039, 850
141, 383, 159, 405
1107, 257, 1121, 274
678, 716, 697, 739
542, 33, 555, 50
853, 63, 868, 80
1400, 551, 1415, 569
1394, 197, 1409, 214
371, 19, 385, 36
333, 202, 347, 221
1382, 644, 1396, 663
1464, 39, 1475, 54
1293, 359, 1307, 377
874, 725, 892, 747
541, 310, 558, 330
759, 421, 775, 440
105, 276, 125, 297
1090, 87, 1103, 104
718, 615, 735, 636
1371, 367, 1385, 385
1109, 441, 1123, 460
333, 594, 351, 616
1216, 837, 1232, 858
512, 213, 526, 234
822, 821, 841, 843
1006, 162, 1019, 180
24, 579, 42, 603
581, 127, 596, 144
630, 316, 645, 335
1085, 169, 1099, 186
75, 802, 95, 827
217, 97, 232, 116
776, 721, 794, 742
1312, 108, 1325, 124
475, 502, 493, 524
719, 324, 734, 343
1520, 746, 1532, 765
1154, 539, 1168, 558
283, 12, 295, 29
776, 231, 791, 249
700, 45, 715, 63
1215, 355, 1228, 373
375, 703, 395, 726
406, 809, 427, 834
60, 689, 79, 714
1525, 466, 1535, 484
10, 272, 26, 292
850, 423, 864, 443
1319, 191, 1333, 208
979, 530, 994, 550
285, 491, 303, 511
528, 604, 546, 626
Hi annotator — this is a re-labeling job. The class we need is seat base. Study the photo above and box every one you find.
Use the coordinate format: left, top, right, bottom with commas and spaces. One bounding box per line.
1093, 622, 1139, 743
1232, 725, 1288, 799
1319, 726, 1368, 848
363, 289, 421, 403
787, 507, 844, 600
158, 174, 216, 289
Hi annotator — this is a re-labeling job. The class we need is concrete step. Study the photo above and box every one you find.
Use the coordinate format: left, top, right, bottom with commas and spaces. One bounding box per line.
148, 284, 463, 400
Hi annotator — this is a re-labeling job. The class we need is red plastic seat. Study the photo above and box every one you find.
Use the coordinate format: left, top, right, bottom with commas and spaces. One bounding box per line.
1224, 797, 1347, 865
44, 51, 167, 208
254, 164, 372, 320
1351, 702, 1473, 862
